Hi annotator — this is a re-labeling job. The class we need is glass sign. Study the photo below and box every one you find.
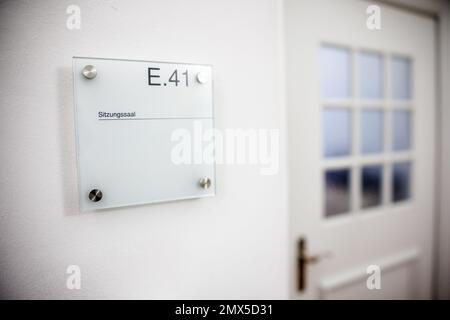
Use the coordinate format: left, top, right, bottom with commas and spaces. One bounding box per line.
72, 57, 215, 211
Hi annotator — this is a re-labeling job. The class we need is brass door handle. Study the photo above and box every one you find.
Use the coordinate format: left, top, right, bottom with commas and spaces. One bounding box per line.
297, 238, 332, 291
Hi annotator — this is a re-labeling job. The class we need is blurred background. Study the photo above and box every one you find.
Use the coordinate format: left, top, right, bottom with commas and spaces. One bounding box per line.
285, 0, 450, 299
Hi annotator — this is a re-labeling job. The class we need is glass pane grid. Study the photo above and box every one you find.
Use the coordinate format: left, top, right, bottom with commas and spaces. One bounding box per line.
358, 51, 384, 99
360, 109, 384, 154
391, 55, 412, 100
320, 44, 414, 218
322, 108, 352, 158
324, 168, 352, 217
361, 165, 383, 209
392, 109, 412, 151
320, 45, 352, 99
392, 161, 412, 203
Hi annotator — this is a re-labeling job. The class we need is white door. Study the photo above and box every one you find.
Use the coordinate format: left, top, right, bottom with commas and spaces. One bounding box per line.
285, 0, 436, 299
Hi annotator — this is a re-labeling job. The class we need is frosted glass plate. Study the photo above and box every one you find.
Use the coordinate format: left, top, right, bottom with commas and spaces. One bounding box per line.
73, 57, 215, 211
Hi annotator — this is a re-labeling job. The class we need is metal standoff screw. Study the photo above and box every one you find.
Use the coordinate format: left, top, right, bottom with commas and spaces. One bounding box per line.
199, 177, 212, 190
196, 72, 208, 84
89, 189, 103, 202
82, 65, 97, 79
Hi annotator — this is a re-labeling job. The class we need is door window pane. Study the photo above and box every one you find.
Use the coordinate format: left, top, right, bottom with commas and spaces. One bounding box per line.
325, 169, 351, 217
392, 110, 412, 151
361, 165, 383, 208
392, 162, 412, 202
323, 108, 352, 157
358, 52, 383, 99
361, 109, 384, 154
320, 45, 351, 98
391, 56, 412, 100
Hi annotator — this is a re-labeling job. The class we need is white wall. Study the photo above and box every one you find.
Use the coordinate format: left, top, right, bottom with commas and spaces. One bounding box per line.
0, 0, 288, 299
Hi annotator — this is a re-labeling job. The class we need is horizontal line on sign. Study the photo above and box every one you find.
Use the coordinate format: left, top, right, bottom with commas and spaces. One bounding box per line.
98, 117, 213, 121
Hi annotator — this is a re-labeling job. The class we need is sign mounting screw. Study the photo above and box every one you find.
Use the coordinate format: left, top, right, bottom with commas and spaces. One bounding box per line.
89, 189, 103, 202
82, 65, 97, 79
196, 72, 208, 84
199, 177, 212, 190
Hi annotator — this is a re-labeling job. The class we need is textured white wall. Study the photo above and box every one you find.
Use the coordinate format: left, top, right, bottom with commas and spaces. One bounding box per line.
0, 0, 288, 299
